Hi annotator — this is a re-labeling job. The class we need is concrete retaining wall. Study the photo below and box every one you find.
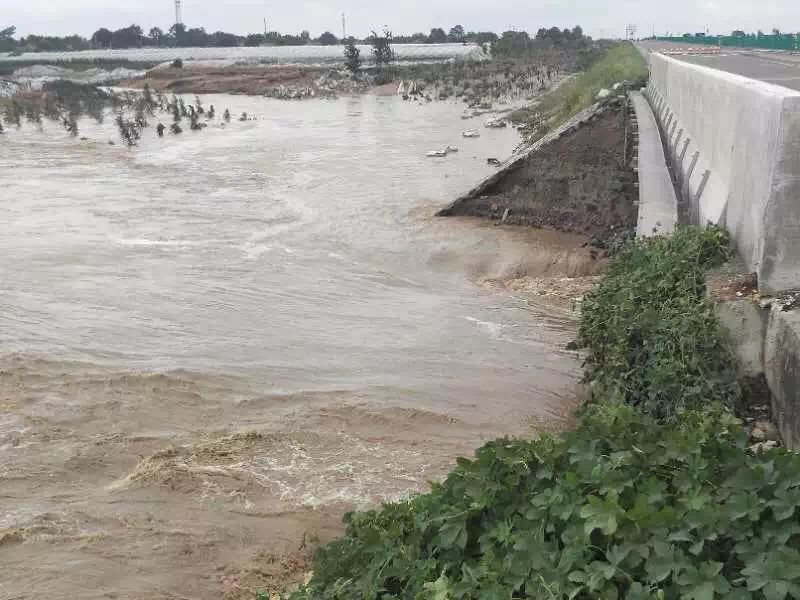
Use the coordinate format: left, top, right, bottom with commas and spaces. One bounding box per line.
764, 308, 800, 448
645, 53, 800, 293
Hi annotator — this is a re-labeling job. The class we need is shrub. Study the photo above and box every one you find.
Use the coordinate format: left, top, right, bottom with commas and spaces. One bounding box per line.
344, 39, 362, 74
171, 58, 184, 69
368, 29, 395, 73
577, 226, 742, 420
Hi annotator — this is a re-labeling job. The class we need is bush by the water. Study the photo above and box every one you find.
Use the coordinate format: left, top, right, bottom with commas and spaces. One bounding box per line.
291, 403, 800, 599
285, 226, 800, 600
577, 226, 742, 420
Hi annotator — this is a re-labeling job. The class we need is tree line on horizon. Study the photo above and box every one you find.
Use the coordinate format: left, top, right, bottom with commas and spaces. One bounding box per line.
0, 23, 590, 56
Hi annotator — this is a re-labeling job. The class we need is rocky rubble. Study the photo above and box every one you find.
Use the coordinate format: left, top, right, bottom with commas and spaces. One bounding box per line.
263, 70, 370, 99
0, 79, 18, 98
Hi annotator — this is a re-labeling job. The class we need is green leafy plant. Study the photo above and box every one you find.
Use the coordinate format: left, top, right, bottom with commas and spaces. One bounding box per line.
577, 226, 741, 420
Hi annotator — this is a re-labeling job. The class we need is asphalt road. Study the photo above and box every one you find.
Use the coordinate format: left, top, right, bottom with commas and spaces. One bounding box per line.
640, 42, 800, 91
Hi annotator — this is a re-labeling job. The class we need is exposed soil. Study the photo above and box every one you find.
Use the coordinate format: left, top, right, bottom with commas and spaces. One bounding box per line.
439, 106, 638, 245
706, 270, 759, 301
121, 58, 565, 105
123, 65, 369, 98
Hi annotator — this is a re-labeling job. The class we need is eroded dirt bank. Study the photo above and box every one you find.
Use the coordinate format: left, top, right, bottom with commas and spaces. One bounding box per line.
439, 105, 637, 244
123, 64, 369, 98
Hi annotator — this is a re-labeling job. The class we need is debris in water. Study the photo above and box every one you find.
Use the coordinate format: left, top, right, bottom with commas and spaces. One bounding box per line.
484, 118, 507, 129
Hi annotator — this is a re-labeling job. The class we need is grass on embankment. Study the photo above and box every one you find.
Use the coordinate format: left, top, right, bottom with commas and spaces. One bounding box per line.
512, 42, 648, 141
282, 227, 800, 600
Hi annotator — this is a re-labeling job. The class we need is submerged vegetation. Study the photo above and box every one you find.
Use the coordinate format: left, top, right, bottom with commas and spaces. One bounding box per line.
285, 228, 799, 599
0, 80, 235, 145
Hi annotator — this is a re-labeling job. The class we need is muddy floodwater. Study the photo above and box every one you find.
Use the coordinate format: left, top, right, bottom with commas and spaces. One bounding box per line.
0, 94, 596, 598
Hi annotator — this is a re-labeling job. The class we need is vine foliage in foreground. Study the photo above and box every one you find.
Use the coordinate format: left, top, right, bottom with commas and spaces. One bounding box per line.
290, 405, 800, 599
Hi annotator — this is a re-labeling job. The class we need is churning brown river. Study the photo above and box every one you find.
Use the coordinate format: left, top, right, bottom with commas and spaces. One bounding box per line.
0, 94, 595, 599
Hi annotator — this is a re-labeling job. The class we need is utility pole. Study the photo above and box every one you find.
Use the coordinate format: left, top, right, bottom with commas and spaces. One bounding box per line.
174, 0, 182, 26
264, 17, 268, 38
625, 24, 638, 41
342, 13, 347, 40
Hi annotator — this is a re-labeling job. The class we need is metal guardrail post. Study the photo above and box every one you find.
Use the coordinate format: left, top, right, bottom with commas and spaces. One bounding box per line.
679, 138, 690, 164
672, 128, 684, 166
694, 169, 711, 223
684, 151, 700, 215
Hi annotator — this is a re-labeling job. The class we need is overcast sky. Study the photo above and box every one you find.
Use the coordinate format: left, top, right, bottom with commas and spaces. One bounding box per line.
3, 0, 798, 39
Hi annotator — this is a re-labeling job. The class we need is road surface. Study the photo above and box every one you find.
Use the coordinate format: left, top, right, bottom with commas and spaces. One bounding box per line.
640, 41, 800, 91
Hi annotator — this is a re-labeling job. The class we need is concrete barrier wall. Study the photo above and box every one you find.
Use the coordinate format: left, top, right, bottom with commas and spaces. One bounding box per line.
645, 53, 800, 293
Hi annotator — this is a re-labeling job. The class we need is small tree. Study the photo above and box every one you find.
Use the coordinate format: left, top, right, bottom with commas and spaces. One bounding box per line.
448, 25, 465, 42
91, 28, 113, 48
428, 28, 448, 44
148, 27, 164, 46
0, 26, 16, 52
344, 38, 362, 74
318, 31, 338, 45
369, 29, 395, 73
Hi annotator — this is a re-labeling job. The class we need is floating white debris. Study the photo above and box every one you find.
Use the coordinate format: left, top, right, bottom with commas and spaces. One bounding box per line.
462, 129, 480, 138
484, 118, 507, 129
